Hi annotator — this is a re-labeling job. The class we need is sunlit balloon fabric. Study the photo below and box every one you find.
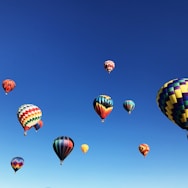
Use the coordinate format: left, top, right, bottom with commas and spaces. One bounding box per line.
123, 100, 135, 114
2, 79, 16, 95
17, 104, 42, 135
104, 60, 115, 73
156, 78, 188, 130
81, 144, 89, 153
11, 157, 24, 173
139, 144, 150, 157
93, 95, 113, 122
53, 136, 74, 165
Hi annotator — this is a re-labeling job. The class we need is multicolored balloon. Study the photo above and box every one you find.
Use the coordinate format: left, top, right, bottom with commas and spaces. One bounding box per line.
104, 60, 115, 74
93, 95, 113, 122
81, 144, 89, 153
156, 78, 188, 131
2, 79, 16, 95
11, 157, 24, 173
17, 104, 42, 136
139, 144, 150, 157
34, 120, 43, 132
123, 100, 135, 114
53, 136, 74, 165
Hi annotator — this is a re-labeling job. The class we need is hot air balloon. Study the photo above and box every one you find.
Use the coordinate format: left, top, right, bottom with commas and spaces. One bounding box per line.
11, 157, 24, 173
81, 144, 89, 153
34, 120, 43, 132
139, 144, 150, 157
156, 78, 188, 132
17, 104, 42, 136
104, 60, 115, 74
2, 79, 16, 95
93, 95, 113, 122
53, 136, 74, 165
123, 100, 135, 114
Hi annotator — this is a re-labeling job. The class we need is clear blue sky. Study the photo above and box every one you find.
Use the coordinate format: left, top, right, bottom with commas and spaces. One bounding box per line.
0, 0, 188, 188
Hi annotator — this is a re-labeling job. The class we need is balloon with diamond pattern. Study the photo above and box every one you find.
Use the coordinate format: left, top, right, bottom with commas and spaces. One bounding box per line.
156, 78, 188, 130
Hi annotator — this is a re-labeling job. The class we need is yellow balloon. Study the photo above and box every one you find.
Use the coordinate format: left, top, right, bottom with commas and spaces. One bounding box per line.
81, 144, 89, 153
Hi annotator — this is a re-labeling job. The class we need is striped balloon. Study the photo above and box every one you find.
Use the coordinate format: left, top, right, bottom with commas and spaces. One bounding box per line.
123, 100, 135, 114
156, 78, 188, 130
53, 136, 74, 165
17, 104, 42, 135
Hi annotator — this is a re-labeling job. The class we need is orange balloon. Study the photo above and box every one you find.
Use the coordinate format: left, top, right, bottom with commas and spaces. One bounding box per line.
93, 95, 113, 122
2, 79, 16, 94
139, 144, 150, 157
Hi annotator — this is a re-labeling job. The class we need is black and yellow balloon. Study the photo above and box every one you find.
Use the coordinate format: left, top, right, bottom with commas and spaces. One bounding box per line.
156, 78, 188, 130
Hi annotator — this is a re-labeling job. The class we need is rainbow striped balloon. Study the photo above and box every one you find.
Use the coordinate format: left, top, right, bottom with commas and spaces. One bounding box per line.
17, 104, 42, 135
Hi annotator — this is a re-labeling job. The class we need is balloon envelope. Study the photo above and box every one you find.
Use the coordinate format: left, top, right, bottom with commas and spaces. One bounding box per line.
81, 144, 89, 153
11, 157, 24, 172
104, 60, 115, 73
93, 95, 113, 122
139, 144, 150, 157
53, 136, 74, 164
123, 100, 135, 114
156, 78, 188, 130
34, 120, 43, 131
17, 104, 42, 135
2, 79, 16, 94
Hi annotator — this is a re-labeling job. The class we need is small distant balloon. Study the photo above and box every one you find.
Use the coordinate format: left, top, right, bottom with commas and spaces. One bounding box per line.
53, 136, 74, 165
139, 144, 150, 157
123, 100, 135, 114
11, 157, 24, 173
17, 104, 42, 136
34, 120, 43, 131
2, 79, 16, 95
93, 95, 113, 122
81, 144, 89, 153
104, 60, 115, 74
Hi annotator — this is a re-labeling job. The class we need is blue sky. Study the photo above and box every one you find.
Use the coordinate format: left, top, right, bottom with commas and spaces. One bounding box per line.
0, 0, 188, 187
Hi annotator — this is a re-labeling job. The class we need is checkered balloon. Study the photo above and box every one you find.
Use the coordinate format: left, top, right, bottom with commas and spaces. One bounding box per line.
156, 78, 188, 130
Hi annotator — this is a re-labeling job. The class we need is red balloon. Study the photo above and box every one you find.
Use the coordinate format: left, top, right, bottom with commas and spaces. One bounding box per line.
2, 79, 16, 94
